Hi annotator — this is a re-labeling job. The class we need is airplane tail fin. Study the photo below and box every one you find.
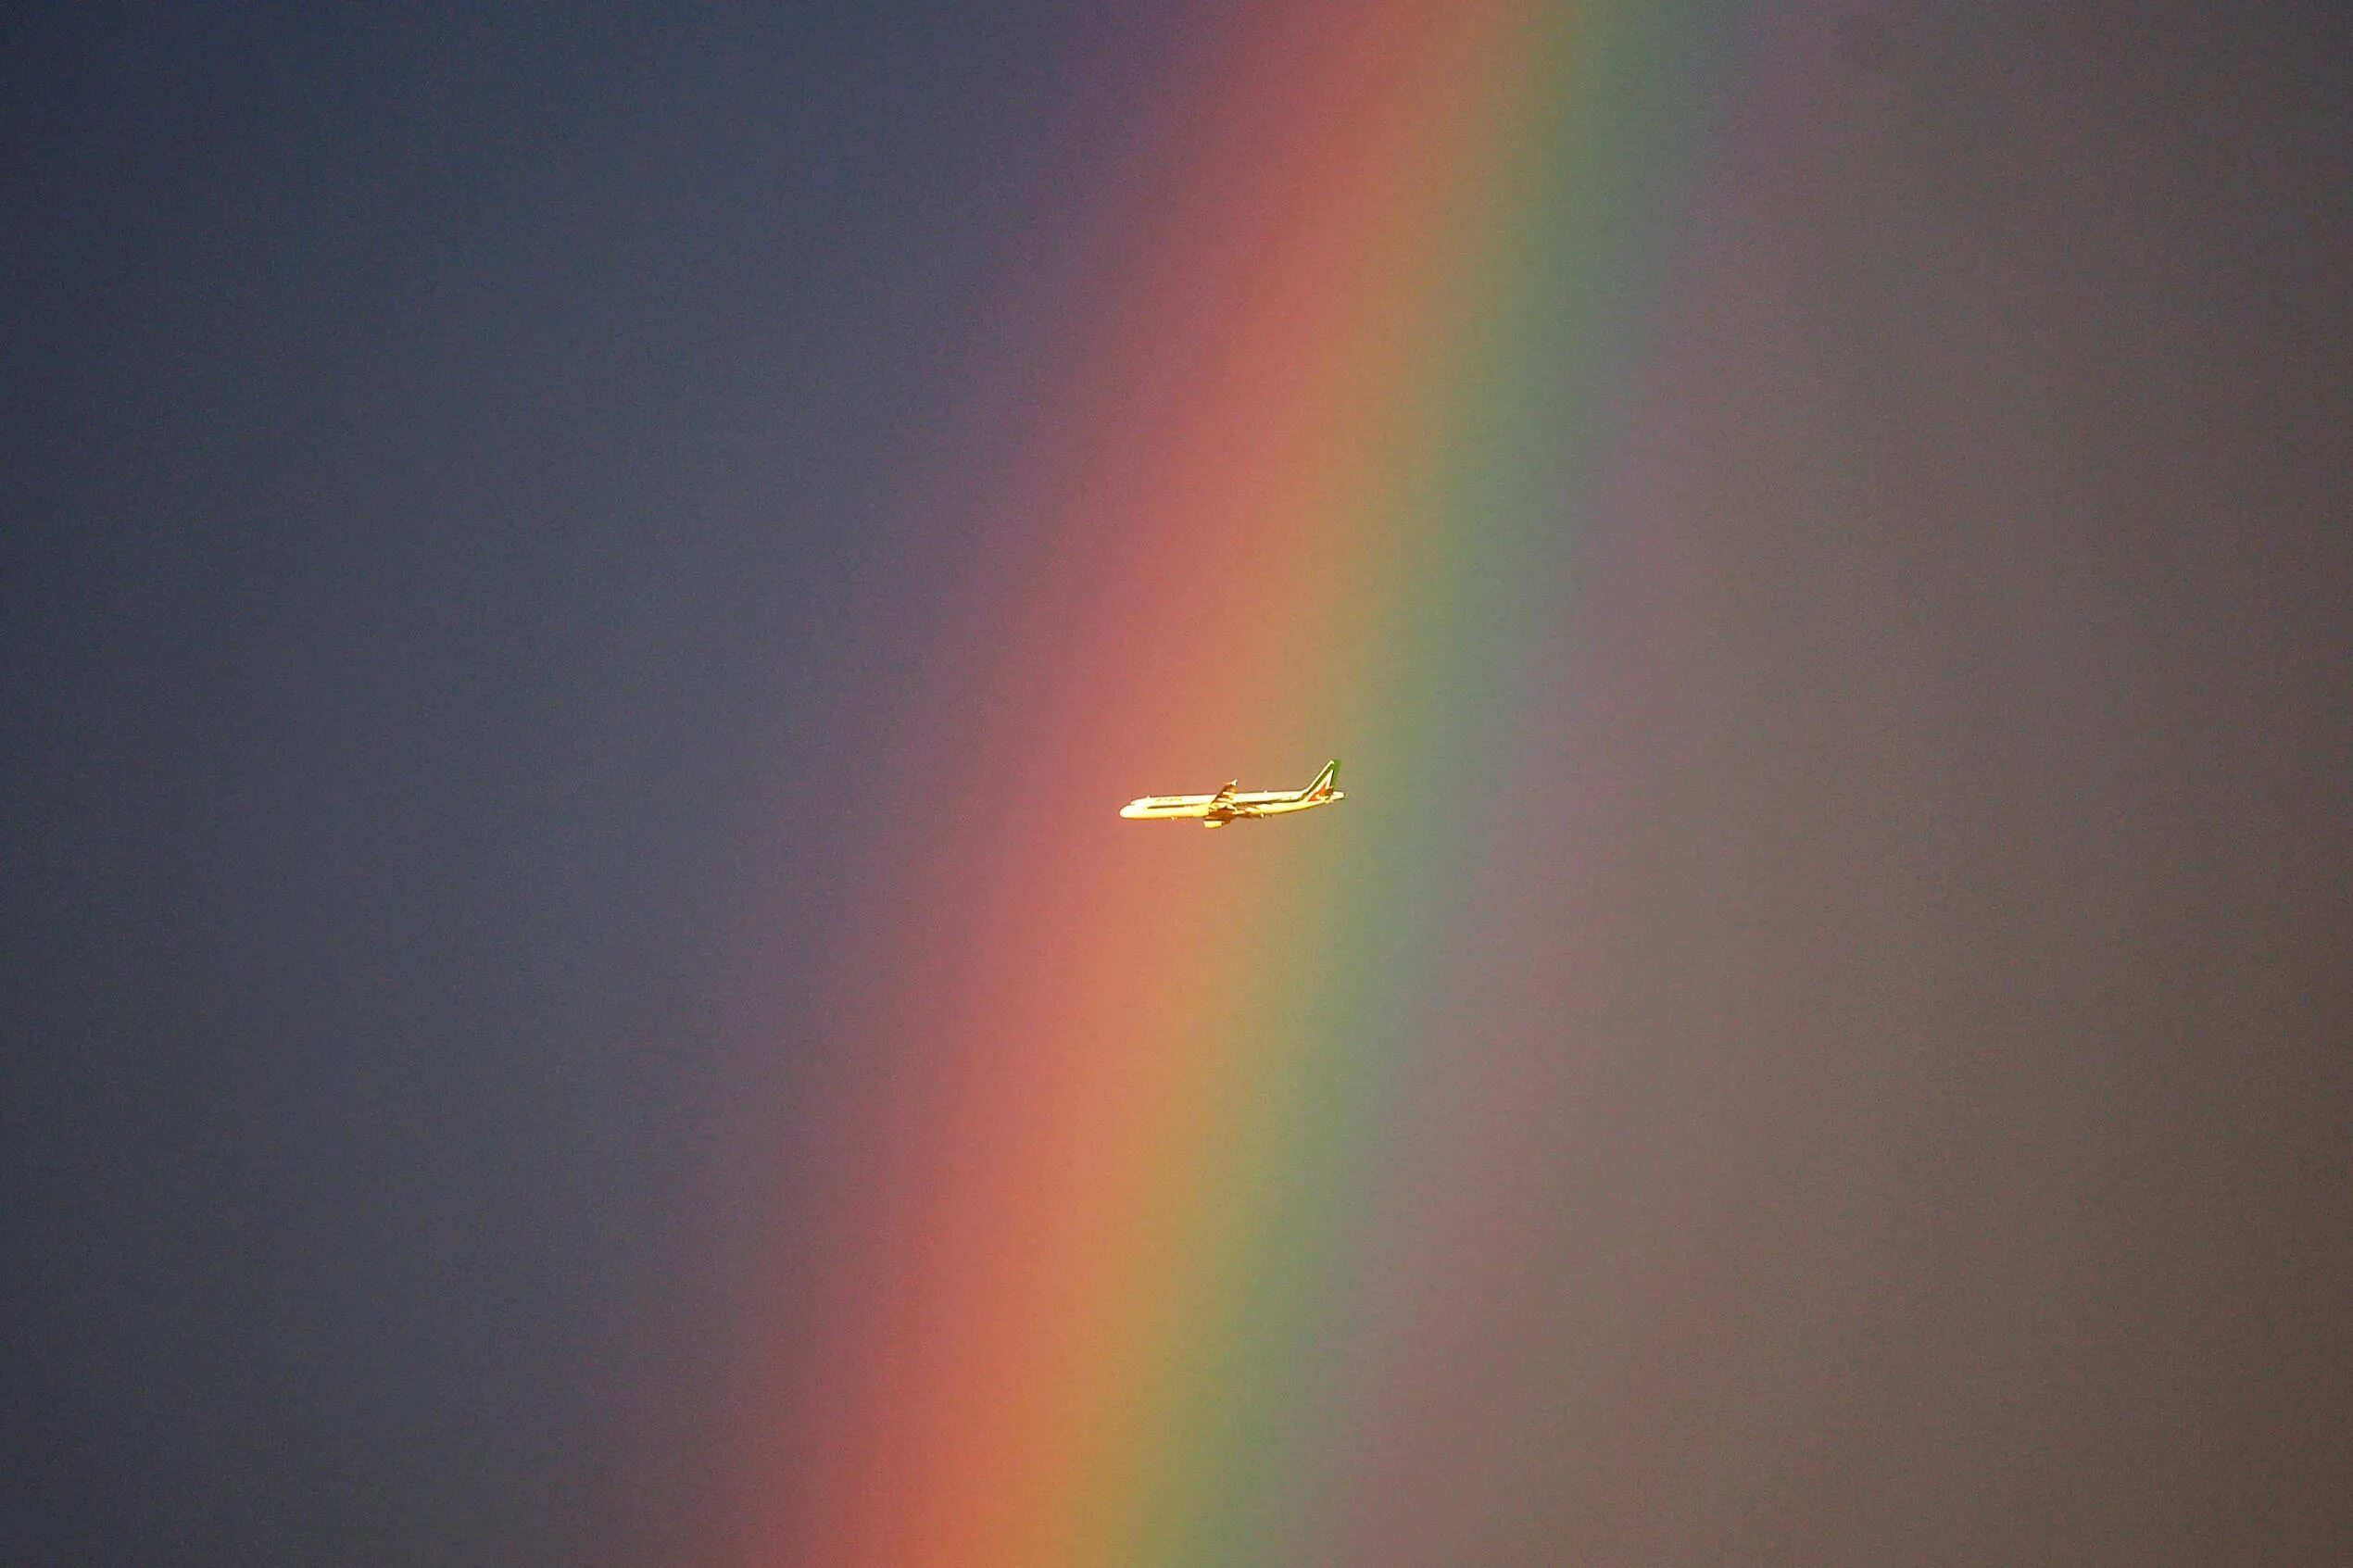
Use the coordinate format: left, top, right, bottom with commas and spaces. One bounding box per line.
1301, 759, 1340, 801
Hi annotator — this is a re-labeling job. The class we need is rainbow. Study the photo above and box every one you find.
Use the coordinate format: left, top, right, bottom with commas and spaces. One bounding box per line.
757, 3, 1776, 1562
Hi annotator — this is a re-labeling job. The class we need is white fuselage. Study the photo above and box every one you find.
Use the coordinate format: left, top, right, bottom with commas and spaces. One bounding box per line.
1118, 763, 1344, 827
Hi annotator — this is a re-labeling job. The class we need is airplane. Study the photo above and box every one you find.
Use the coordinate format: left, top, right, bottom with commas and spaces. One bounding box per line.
1119, 760, 1344, 828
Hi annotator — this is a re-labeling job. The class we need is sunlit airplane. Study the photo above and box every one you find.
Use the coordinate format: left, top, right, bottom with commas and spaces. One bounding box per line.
1119, 760, 1344, 828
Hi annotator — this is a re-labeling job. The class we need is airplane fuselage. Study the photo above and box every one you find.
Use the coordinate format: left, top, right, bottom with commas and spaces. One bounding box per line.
1118, 761, 1344, 827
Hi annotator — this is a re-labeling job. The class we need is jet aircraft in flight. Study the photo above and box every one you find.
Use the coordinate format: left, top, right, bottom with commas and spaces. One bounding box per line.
1119, 760, 1344, 827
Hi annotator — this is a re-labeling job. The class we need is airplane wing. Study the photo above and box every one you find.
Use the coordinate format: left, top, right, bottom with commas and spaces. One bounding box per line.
1209, 780, 1239, 809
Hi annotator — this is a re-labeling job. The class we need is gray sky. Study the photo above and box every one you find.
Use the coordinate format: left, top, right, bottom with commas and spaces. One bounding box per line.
5, 4, 2347, 1565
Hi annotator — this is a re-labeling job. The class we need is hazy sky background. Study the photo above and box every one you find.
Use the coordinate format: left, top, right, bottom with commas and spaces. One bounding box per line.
5, 4, 2347, 1565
